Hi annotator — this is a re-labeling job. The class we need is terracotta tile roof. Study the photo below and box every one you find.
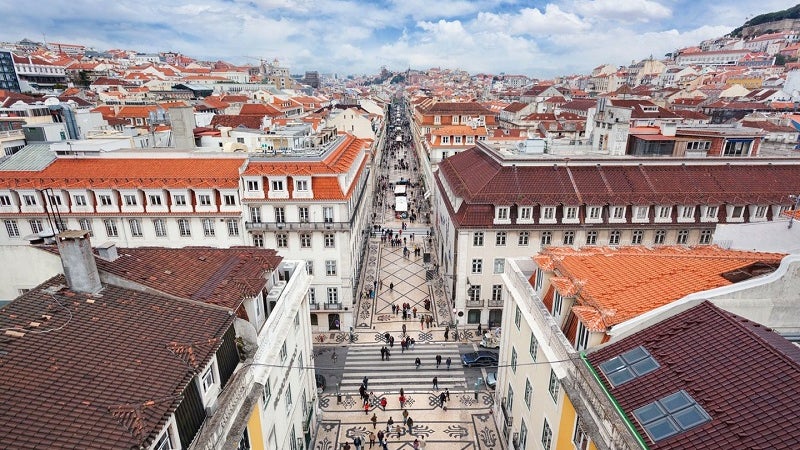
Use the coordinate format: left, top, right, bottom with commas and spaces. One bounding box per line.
116, 105, 158, 118
0, 275, 234, 449
421, 101, 493, 115
431, 125, 487, 136
239, 103, 283, 117
609, 99, 681, 120
587, 301, 800, 449
534, 246, 784, 331
503, 102, 528, 113
437, 148, 800, 227
95, 247, 281, 309
242, 134, 367, 177
0, 157, 245, 190
210, 114, 264, 129
741, 120, 797, 133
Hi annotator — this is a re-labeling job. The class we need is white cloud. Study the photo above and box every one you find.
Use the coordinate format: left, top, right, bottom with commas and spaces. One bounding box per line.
476, 5, 590, 35
573, 0, 671, 22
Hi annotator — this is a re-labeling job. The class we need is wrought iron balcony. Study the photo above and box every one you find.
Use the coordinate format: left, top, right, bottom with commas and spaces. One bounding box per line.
324, 302, 342, 310
245, 220, 349, 232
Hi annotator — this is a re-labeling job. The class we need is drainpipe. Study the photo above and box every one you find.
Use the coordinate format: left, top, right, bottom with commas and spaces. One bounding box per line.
581, 353, 649, 450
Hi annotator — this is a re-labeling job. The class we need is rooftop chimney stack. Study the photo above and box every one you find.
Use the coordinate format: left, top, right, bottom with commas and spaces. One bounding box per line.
55, 230, 102, 294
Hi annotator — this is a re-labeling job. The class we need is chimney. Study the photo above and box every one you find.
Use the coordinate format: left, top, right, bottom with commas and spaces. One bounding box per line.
96, 241, 119, 261
55, 230, 102, 294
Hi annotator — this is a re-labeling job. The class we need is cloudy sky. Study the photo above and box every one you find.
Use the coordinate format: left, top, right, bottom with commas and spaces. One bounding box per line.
1, 0, 793, 77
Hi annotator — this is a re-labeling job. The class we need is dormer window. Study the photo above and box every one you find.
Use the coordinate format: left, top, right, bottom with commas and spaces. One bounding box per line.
611, 206, 625, 219
564, 206, 578, 220
123, 195, 137, 206
247, 180, 260, 192
519, 207, 532, 220
23, 194, 37, 206
588, 206, 602, 220
496, 206, 509, 220
542, 207, 555, 220
680, 206, 695, 219
271, 180, 284, 191
703, 205, 718, 220
296, 180, 308, 191
657, 206, 671, 219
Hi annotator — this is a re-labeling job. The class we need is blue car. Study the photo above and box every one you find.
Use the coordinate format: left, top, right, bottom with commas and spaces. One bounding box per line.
461, 351, 498, 367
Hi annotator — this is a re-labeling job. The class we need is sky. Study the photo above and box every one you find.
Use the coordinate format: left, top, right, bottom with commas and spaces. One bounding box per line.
1, 0, 795, 77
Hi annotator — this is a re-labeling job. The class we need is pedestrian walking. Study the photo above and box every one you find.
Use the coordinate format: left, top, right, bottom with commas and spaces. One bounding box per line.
445, 388, 450, 401
381, 438, 388, 450
385, 348, 391, 360
381, 346, 386, 361
444, 327, 449, 341
435, 354, 442, 368
380, 396, 387, 409
344, 443, 351, 450
364, 401, 370, 415
407, 416, 414, 434
399, 394, 406, 408
387, 416, 394, 432
389, 335, 394, 347
415, 357, 421, 369
363, 376, 369, 390
420, 437, 427, 449
420, 316, 424, 329
412, 307, 417, 318
433, 376, 438, 390
389, 282, 394, 291
371, 413, 378, 429
402, 323, 406, 336
354, 435, 363, 450
377, 430, 384, 443
402, 408, 409, 424
478, 323, 482, 335
439, 391, 447, 407
446, 356, 451, 370
369, 432, 376, 448
413, 438, 420, 449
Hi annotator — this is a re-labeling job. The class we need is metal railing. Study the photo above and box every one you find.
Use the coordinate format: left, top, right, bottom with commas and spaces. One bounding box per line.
245, 221, 349, 231
323, 302, 342, 310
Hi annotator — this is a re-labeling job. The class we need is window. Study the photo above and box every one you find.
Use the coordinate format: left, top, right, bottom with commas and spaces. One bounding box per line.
296, 180, 308, 191
634, 206, 648, 220
534, 267, 543, 291
507, 385, 514, 410
548, 369, 559, 402
237, 430, 251, 450
324, 233, 335, 248
201, 365, 216, 393
300, 233, 311, 248
677, 229, 689, 245
541, 231, 551, 246
73, 194, 87, 206
47, 195, 62, 207
529, 333, 538, 361
246, 180, 260, 192
588, 206, 601, 219
299, 206, 309, 222
471, 258, 483, 274
699, 229, 712, 244
153, 219, 167, 237
681, 206, 694, 219
104, 219, 118, 237
224, 194, 236, 206
279, 342, 287, 361
730, 205, 744, 219
199, 194, 212, 206
609, 230, 621, 245
542, 206, 555, 220
496, 207, 509, 220
511, 347, 518, 373
519, 207, 532, 220
519, 420, 528, 449
633, 390, 711, 442
754, 205, 767, 218
275, 207, 285, 223
323, 206, 334, 222
0, 195, 10, 206
553, 291, 563, 318
565, 206, 578, 219
327, 287, 339, 303
654, 229, 666, 244
129, 219, 143, 237
250, 206, 262, 223
325, 260, 337, 276
202, 218, 215, 237
271, 180, 284, 191
4, 220, 19, 237
276, 233, 288, 248
576, 322, 589, 351
154, 431, 174, 450
573, 417, 589, 450
495, 231, 506, 246
178, 219, 191, 237
473, 231, 484, 246
493, 258, 504, 274
657, 206, 670, 219
705, 205, 718, 218
434, 115, 441, 125
612, 206, 625, 219
123, 194, 137, 206
518, 231, 529, 245
98, 195, 112, 206
454, 136, 462, 144
524, 378, 532, 408
174, 195, 187, 206
514, 305, 521, 329
722, 140, 751, 156
253, 234, 264, 247
563, 230, 575, 245
632, 229, 644, 244
306, 260, 314, 275
599, 345, 660, 387
586, 231, 598, 245
541, 419, 553, 450
227, 219, 240, 236
492, 284, 502, 302
149, 194, 162, 206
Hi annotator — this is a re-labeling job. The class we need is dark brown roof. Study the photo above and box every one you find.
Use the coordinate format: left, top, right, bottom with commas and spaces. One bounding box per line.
503, 102, 528, 113
422, 101, 493, 115
95, 247, 282, 309
609, 99, 681, 120
587, 301, 800, 449
209, 114, 264, 129
0, 275, 234, 450
560, 99, 596, 111
436, 147, 800, 227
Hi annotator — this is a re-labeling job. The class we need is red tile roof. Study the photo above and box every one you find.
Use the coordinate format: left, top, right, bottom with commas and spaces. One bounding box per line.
242, 134, 368, 178
0, 157, 246, 190
535, 246, 784, 331
587, 301, 800, 449
210, 114, 264, 129
0, 275, 234, 449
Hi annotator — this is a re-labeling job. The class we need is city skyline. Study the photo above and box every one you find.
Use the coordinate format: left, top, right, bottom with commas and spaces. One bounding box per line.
2, 0, 793, 77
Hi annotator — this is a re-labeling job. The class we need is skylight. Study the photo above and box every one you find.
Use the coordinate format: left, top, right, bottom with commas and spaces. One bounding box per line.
633, 390, 711, 442
598, 345, 660, 387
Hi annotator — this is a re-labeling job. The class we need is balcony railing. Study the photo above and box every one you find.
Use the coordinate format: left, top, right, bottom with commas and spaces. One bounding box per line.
323, 302, 342, 310
245, 220, 350, 231
466, 297, 484, 307
0, 130, 24, 140
488, 298, 503, 307
309, 302, 321, 310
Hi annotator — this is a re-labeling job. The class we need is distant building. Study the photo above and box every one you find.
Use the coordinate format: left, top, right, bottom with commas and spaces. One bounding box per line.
0, 49, 21, 92
304, 71, 320, 88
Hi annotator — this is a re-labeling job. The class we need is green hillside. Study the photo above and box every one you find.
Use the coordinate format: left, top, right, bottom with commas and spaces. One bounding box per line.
730, 4, 800, 37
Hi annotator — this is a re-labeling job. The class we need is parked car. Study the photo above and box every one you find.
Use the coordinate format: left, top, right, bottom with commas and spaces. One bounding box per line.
315, 373, 326, 392
486, 372, 497, 389
461, 351, 499, 367
479, 332, 500, 349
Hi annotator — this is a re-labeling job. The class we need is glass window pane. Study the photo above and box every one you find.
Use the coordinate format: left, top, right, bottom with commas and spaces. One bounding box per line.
645, 417, 680, 441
